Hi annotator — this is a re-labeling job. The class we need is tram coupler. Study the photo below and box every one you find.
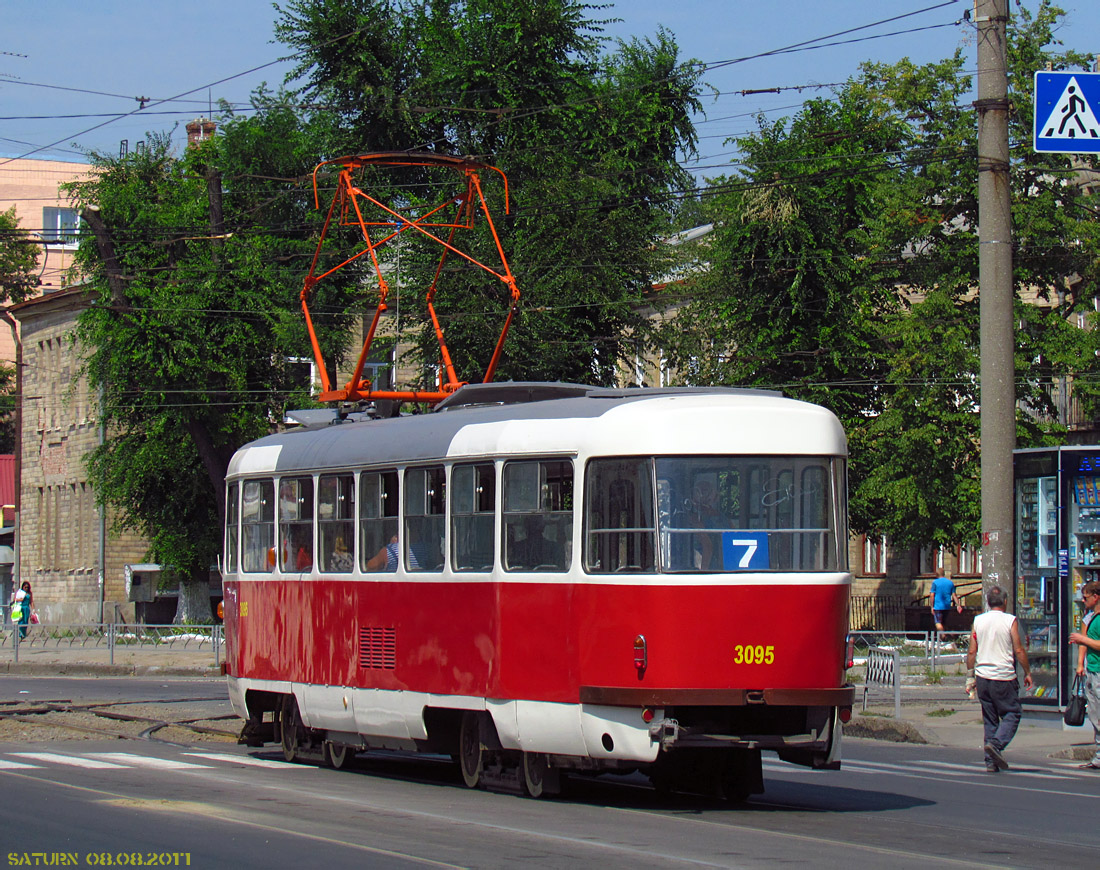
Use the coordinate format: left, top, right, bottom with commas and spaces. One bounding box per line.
649, 717, 681, 751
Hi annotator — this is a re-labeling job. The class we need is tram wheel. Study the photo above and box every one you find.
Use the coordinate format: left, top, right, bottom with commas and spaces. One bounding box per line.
459, 711, 483, 788
324, 741, 353, 770
280, 695, 304, 763
521, 752, 559, 798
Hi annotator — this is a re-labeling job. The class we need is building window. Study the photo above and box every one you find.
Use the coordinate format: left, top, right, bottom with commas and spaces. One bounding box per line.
42, 207, 80, 246
916, 544, 943, 576
862, 534, 886, 575
957, 544, 982, 576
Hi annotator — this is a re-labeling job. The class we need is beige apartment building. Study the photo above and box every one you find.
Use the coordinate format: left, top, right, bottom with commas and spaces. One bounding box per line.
0, 155, 93, 366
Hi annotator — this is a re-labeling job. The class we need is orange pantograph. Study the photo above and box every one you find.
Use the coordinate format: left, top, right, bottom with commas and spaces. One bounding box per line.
300, 152, 521, 404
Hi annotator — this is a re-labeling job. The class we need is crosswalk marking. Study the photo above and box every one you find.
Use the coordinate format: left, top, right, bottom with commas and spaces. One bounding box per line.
764, 757, 1077, 782
0, 750, 297, 772
0, 759, 38, 769
182, 751, 294, 769
85, 752, 211, 770
10, 752, 128, 769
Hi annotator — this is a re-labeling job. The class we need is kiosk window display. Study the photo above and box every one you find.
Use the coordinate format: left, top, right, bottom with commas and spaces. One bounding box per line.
1014, 447, 1100, 712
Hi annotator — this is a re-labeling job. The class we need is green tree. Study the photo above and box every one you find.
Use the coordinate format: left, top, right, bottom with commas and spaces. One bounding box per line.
658, 1, 1100, 549
276, 0, 702, 385
0, 206, 41, 304
0, 206, 40, 453
67, 108, 361, 621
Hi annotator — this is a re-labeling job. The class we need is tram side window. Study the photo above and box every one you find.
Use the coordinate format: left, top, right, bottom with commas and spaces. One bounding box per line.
241, 479, 274, 573
504, 460, 573, 572
452, 463, 495, 572
225, 482, 239, 573
405, 466, 445, 572
584, 458, 655, 573
279, 477, 314, 572
319, 474, 355, 573
360, 470, 399, 572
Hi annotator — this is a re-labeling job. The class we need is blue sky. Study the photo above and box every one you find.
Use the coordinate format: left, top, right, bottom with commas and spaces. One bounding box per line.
2, 0, 1098, 170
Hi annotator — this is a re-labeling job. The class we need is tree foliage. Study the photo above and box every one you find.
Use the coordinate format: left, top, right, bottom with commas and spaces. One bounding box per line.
276, 0, 702, 385
0, 206, 41, 305
67, 110, 362, 621
658, 1, 1100, 548
0, 206, 34, 452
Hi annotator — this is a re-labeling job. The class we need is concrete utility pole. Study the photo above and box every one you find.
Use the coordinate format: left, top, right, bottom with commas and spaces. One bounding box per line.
975, 0, 1015, 604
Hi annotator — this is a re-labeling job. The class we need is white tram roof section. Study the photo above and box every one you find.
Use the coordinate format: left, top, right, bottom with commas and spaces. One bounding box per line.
227, 385, 847, 477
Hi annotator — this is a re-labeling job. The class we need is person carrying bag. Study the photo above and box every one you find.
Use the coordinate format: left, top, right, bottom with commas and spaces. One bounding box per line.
1068, 579, 1100, 770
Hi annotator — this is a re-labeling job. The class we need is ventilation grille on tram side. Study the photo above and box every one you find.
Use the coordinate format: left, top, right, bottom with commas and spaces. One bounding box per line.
359, 627, 397, 670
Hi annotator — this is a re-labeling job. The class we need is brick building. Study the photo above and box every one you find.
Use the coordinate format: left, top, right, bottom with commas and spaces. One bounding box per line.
7, 286, 152, 622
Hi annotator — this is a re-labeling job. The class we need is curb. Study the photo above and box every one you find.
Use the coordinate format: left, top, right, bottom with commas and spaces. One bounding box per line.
845, 715, 929, 744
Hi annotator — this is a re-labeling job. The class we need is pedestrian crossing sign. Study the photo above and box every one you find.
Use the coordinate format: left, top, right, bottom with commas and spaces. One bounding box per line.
1034, 71, 1100, 154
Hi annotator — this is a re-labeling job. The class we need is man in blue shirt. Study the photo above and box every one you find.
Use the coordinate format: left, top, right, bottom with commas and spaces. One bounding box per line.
930, 571, 961, 632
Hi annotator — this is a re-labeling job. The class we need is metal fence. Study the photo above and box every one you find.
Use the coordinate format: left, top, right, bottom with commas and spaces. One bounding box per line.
2, 621, 223, 667
849, 595, 909, 631
849, 630, 970, 675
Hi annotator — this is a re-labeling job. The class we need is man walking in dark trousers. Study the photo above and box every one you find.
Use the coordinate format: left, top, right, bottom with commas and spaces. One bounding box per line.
966, 586, 1033, 772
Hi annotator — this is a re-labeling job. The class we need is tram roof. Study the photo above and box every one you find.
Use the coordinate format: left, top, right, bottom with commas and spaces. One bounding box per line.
228, 383, 847, 477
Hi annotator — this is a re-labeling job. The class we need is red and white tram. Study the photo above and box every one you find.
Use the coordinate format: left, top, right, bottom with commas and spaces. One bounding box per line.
222, 383, 855, 799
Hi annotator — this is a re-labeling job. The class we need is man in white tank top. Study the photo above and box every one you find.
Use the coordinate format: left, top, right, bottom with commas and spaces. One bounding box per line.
965, 586, 1033, 772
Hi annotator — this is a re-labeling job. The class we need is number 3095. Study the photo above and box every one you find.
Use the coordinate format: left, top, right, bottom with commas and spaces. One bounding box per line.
733, 644, 775, 664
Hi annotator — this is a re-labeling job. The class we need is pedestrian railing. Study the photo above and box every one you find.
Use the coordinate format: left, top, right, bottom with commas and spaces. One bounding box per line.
2, 621, 223, 667
849, 630, 970, 673
864, 645, 902, 720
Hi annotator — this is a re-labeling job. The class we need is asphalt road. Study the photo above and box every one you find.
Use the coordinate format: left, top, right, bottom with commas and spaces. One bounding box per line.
2, 729, 1097, 869
0, 674, 231, 704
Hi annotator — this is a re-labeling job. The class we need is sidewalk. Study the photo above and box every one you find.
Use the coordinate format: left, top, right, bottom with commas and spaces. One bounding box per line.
849, 675, 1097, 763
0, 642, 221, 678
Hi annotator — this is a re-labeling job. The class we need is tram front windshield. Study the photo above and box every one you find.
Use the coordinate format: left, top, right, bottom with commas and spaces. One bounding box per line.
585, 456, 845, 574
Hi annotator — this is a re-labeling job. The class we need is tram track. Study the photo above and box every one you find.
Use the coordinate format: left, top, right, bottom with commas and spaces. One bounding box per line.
0, 697, 243, 744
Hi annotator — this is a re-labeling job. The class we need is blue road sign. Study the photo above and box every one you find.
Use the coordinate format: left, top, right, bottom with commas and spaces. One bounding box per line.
1034, 71, 1100, 154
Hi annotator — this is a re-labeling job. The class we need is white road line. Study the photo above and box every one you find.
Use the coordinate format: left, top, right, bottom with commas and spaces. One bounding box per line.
10, 752, 127, 769
0, 759, 39, 769
183, 751, 296, 769
84, 752, 211, 770
913, 760, 1072, 780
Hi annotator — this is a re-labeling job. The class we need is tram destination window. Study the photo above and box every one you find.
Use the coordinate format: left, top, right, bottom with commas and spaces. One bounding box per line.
240, 479, 274, 573
584, 457, 843, 574
319, 474, 355, 573
225, 482, 239, 573
503, 460, 573, 572
279, 477, 314, 572
360, 470, 399, 572
452, 463, 495, 572
405, 466, 445, 571
655, 457, 840, 572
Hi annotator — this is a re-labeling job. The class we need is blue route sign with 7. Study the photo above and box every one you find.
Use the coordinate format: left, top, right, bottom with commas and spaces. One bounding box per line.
1034, 71, 1100, 154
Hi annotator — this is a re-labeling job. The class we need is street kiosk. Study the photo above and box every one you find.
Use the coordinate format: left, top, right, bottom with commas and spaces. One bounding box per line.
1014, 446, 1098, 714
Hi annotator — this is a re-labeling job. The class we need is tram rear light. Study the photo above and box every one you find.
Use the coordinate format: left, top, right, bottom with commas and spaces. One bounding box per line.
641, 707, 655, 723
839, 706, 852, 724
845, 634, 855, 670
633, 635, 647, 671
